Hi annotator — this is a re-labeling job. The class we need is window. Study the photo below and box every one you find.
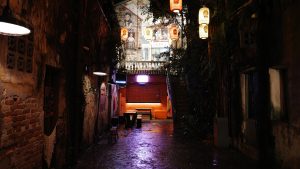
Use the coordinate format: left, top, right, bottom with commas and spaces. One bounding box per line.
241, 71, 259, 119
269, 68, 287, 121
143, 48, 149, 60
241, 69, 288, 121
7, 33, 34, 73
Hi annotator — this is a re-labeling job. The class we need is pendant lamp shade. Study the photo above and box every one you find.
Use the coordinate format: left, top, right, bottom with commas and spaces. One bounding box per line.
0, 0, 31, 36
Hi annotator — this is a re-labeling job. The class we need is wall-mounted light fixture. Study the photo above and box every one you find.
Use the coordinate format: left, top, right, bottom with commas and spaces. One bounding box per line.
136, 75, 149, 84
116, 73, 126, 85
93, 71, 107, 76
0, 0, 31, 36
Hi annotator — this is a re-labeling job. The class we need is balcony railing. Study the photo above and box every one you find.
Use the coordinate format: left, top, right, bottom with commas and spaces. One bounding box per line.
125, 61, 165, 70
118, 61, 167, 75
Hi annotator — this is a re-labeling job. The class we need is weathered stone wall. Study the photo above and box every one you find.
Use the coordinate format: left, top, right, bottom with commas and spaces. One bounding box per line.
273, 1, 300, 169
220, 1, 300, 168
82, 75, 97, 145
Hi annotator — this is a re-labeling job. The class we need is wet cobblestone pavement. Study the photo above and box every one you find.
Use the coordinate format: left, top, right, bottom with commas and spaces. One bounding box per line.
74, 120, 257, 169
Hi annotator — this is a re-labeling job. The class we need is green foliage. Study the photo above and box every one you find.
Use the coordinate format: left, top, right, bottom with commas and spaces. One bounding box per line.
148, 0, 172, 21
147, 0, 228, 138
158, 47, 186, 75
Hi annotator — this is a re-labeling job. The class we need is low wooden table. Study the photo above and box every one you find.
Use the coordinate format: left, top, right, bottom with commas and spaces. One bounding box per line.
136, 108, 152, 120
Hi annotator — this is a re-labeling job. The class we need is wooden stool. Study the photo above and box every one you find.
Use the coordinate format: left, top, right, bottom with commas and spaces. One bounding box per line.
109, 126, 118, 143
136, 115, 142, 128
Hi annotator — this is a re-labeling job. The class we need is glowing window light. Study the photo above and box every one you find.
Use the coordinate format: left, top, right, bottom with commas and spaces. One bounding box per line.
136, 75, 149, 83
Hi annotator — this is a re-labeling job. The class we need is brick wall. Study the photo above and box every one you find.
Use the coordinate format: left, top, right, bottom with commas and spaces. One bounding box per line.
0, 96, 43, 169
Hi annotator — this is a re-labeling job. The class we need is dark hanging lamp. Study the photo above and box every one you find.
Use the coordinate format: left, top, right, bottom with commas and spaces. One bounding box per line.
0, 0, 30, 36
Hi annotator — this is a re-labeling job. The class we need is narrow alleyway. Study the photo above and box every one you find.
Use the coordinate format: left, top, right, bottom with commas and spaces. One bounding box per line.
74, 120, 257, 169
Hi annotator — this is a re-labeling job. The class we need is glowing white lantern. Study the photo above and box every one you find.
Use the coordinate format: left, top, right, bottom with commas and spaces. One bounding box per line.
121, 27, 128, 41
170, 0, 182, 13
144, 27, 153, 40
199, 6, 210, 24
169, 25, 179, 41
199, 24, 208, 39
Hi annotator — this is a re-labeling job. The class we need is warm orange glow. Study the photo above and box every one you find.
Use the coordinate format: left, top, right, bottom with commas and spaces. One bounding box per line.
169, 25, 179, 41
121, 27, 128, 41
126, 103, 162, 106
170, 0, 182, 13
125, 102, 167, 119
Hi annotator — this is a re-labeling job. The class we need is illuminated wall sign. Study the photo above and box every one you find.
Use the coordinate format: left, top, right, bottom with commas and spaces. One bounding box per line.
136, 75, 149, 83
199, 6, 210, 24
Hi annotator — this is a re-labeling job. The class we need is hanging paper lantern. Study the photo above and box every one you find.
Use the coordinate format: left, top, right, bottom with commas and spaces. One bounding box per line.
199, 24, 208, 39
170, 0, 182, 13
199, 6, 210, 24
144, 27, 153, 40
169, 25, 179, 41
120, 27, 128, 41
